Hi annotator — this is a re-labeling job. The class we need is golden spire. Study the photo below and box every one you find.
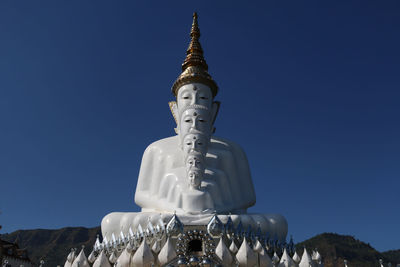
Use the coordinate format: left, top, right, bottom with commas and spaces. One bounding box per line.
172, 12, 218, 97
182, 12, 208, 71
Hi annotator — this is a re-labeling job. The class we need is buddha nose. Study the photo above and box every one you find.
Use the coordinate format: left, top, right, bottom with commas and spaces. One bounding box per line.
192, 142, 198, 149
190, 96, 197, 105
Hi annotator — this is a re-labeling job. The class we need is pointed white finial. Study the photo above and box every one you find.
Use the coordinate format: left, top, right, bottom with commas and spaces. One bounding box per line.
157, 237, 177, 266
299, 248, 313, 267
259, 247, 274, 267
109, 250, 118, 264
272, 251, 280, 264
229, 239, 238, 254
215, 238, 233, 266
236, 237, 258, 267
131, 238, 154, 267
279, 248, 295, 267
87, 249, 96, 264
152, 239, 161, 254
71, 247, 90, 267
115, 247, 132, 267
253, 239, 263, 253
92, 250, 112, 267
292, 251, 301, 264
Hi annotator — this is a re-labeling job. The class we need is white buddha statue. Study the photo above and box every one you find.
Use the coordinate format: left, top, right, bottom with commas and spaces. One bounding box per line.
101, 13, 287, 243
135, 82, 256, 214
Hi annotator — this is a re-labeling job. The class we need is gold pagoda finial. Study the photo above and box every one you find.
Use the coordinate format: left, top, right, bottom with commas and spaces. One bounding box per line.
172, 12, 218, 97
181, 12, 207, 71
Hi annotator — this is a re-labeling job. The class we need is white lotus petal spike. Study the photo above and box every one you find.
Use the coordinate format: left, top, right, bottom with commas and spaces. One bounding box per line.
312, 250, 321, 262
299, 248, 313, 267
92, 250, 112, 267
112, 233, 117, 245
259, 248, 274, 267
279, 248, 296, 267
215, 238, 233, 266
291, 251, 300, 264
131, 238, 154, 267
253, 239, 263, 253
229, 239, 238, 254
157, 237, 177, 266
103, 237, 109, 248
127, 240, 135, 253
152, 239, 161, 254
109, 250, 118, 264
71, 248, 90, 267
120, 231, 126, 243
129, 227, 135, 239
64, 249, 75, 267
272, 251, 280, 264
115, 247, 132, 267
94, 235, 101, 251
87, 249, 96, 264
236, 237, 257, 267
137, 224, 144, 238
158, 217, 165, 231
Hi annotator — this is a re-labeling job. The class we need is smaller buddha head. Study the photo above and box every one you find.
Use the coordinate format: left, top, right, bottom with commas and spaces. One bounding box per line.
185, 151, 205, 172
177, 83, 213, 113
181, 133, 209, 155
179, 104, 212, 137
188, 169, 202, 189
185, 151, 205, 190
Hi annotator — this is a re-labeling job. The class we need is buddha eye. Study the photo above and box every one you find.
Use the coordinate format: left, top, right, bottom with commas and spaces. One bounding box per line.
186, 142, 192, 146
185, 119, 192, 123
198, 142, 203, 146
200, 96, 208, 100
189, 160, 193, 165
183, 96, 190, 99
199, 119, 205, 123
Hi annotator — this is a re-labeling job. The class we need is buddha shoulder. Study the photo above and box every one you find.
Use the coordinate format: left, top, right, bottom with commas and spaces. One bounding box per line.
209, 136, 243, 150
142, 136, 180, 156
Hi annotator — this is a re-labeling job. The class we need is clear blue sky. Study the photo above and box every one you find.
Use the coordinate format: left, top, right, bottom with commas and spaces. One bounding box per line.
0, 1, 399, 252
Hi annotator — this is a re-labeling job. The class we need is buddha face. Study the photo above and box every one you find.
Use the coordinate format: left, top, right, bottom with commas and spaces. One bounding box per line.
186, 151, 205, 189
186, 152, 205, 172
179, 107, 212, 137
188, 169, 202, 189
177, 83, 213, 114
182, 133, 209, 155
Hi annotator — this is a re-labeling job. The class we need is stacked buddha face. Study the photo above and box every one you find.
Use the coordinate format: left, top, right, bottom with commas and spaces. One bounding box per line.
172, 83, 219, 189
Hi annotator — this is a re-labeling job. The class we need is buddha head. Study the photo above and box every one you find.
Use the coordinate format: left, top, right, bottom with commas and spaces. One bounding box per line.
186, 151, 205, 172
185, 151, 205, 189
188, 169, 202, 189
179, 104, 212, 137
181, 132, 209, 155
177, 83, 213, 113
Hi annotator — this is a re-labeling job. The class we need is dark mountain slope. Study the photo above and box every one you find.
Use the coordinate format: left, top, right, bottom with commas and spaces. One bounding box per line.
1, 226, 100, 266
297, 233, 397, 267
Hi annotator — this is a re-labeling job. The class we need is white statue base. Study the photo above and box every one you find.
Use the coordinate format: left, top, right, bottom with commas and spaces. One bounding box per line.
101, 212, 288, 242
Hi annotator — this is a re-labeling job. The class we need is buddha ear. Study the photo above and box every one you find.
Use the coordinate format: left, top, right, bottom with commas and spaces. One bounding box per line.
169, 101, 179, 125
169, 101, 179, 134
211, 101, 220, 125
